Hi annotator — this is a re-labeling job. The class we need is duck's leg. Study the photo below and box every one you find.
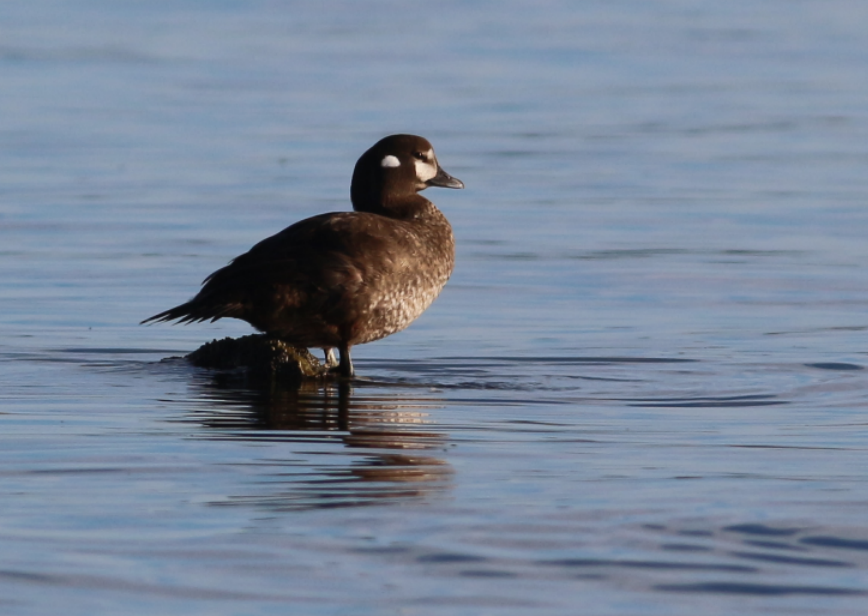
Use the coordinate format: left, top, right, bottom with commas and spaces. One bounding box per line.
324, 348, 338, 368
338, 344, 354, 378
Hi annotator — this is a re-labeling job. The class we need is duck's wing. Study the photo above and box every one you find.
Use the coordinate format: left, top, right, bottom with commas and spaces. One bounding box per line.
142, 212, 399, 325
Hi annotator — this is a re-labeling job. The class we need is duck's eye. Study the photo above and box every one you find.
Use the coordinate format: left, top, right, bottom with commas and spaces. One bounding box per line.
412, 151, 427, 161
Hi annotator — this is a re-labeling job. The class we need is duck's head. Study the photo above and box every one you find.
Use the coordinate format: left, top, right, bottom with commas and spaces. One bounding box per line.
351, 134, 464, 214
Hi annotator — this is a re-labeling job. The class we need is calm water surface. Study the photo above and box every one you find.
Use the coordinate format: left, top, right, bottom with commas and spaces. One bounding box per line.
2, 1, 868, 614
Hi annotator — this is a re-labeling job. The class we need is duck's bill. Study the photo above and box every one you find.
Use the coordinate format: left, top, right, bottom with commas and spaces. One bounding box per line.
427, 167, 465, 189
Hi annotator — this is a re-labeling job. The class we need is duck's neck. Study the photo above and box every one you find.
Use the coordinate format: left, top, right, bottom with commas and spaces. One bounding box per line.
351, 190, 432, 220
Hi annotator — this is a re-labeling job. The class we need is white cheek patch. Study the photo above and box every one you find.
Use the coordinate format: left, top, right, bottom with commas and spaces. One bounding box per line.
414, 161, 437, 182
381, 155, 401, 168
414, 149, 438, 182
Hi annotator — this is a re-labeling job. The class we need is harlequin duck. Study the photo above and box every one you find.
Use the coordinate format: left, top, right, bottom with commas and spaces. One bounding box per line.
142, 134, 464, 377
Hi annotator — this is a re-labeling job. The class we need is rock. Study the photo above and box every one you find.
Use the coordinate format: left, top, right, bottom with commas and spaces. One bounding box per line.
186, 334, 329, 384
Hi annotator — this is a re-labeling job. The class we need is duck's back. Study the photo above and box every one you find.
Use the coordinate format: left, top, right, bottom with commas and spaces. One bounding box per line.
189, 202, 454, 347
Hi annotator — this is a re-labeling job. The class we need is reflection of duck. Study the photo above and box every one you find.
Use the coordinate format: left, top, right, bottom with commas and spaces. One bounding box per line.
143, 135, 464, 378
184, 374, 452, 510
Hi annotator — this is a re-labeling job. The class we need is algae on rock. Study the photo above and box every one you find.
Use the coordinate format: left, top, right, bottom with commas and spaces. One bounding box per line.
186, 334, 329, 384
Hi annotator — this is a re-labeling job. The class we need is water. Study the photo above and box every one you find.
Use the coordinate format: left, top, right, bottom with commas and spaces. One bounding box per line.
2, 1, 868, 614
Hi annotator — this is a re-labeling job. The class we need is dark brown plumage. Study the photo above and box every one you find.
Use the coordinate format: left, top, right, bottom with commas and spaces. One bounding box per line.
142, 134, 464, 377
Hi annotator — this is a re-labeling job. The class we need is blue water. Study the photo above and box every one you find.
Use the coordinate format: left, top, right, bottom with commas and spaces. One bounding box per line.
3, 1, 868, 614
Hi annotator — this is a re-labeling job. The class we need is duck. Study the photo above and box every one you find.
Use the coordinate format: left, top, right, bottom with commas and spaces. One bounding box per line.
142, 134, 464, 377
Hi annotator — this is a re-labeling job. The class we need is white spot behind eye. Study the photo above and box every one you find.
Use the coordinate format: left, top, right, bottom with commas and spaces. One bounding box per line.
381, 155, 401, 168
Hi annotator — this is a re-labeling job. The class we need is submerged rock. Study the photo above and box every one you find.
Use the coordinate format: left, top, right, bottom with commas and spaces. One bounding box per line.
186, 334, 329, 384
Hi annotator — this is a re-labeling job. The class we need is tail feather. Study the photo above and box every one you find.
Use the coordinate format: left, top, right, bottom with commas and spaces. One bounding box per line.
141, 302, 195, 325
140, 300, 238, 325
